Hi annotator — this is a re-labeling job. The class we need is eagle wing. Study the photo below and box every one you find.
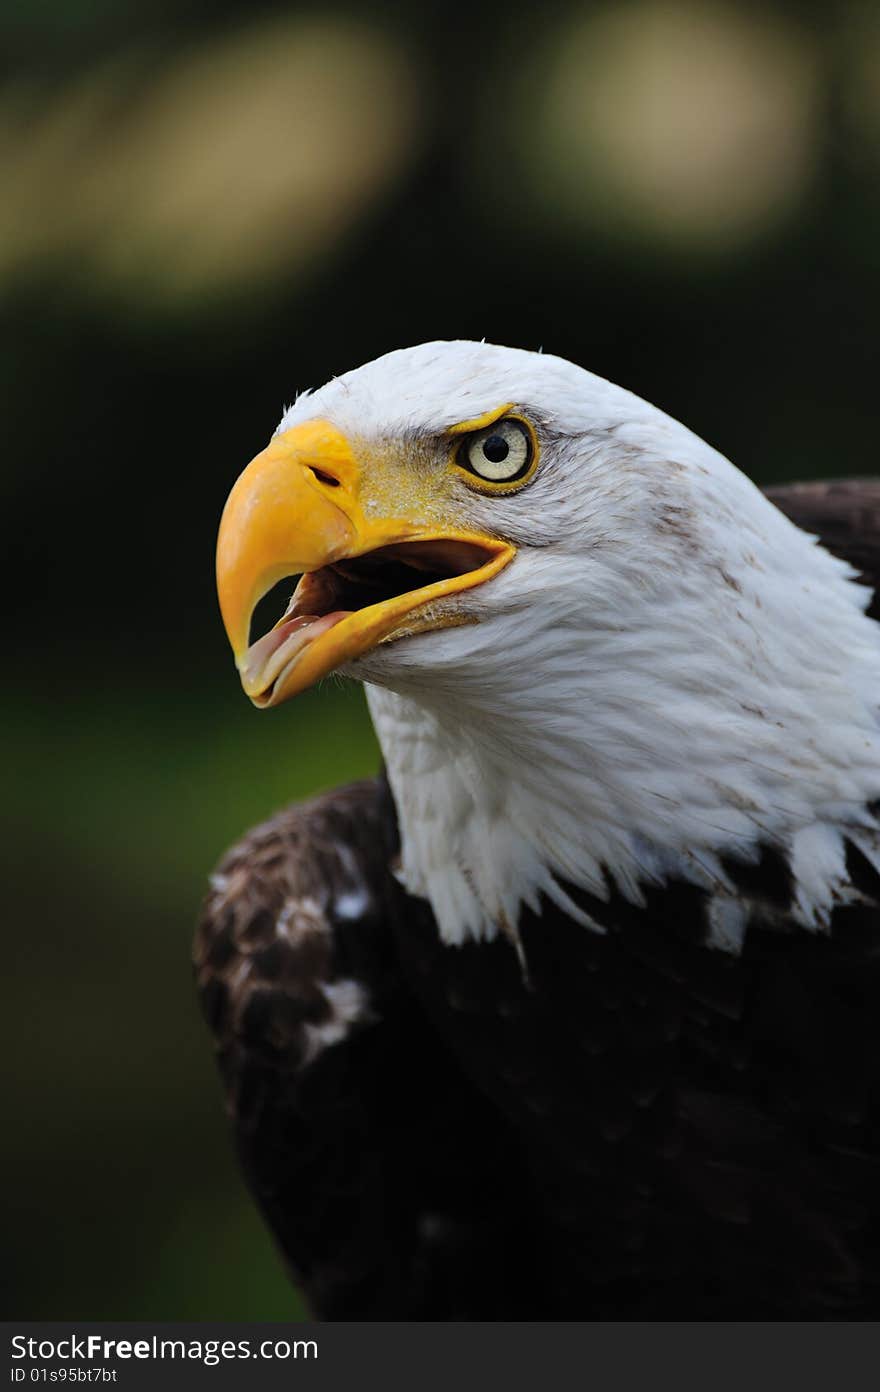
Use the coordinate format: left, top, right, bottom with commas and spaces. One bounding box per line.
194, 779, 538, 1319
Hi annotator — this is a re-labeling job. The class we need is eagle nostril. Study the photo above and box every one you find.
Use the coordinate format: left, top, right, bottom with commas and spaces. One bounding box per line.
308, 466, 341, 488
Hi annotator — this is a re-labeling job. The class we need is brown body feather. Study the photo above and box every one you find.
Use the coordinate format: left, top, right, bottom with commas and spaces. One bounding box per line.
195, 481, 880, 1319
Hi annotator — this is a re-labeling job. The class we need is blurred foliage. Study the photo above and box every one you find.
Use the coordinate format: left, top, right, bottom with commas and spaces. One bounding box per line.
3, 0, 879, 1319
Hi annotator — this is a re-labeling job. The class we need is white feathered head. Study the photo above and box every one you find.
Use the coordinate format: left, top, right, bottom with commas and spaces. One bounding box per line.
217, 342, 880, 948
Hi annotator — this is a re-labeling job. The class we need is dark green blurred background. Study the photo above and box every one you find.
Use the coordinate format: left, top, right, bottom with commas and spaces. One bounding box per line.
4, 0, 879, 1319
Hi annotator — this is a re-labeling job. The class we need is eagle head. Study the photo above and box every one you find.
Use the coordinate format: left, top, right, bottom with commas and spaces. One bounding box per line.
216, 342, 880, 948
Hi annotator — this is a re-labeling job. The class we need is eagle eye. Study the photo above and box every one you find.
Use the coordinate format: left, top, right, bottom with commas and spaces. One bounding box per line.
458, 418, 534, 486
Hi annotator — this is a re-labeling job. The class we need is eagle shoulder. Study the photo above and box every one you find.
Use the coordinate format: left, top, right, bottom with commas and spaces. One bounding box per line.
193, 778, 539, 1318
195, 780, 396, 1095
193, 780, 405, 1314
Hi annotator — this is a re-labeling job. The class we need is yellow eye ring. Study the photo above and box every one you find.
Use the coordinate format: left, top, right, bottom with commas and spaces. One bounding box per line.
451, 414, 540, 494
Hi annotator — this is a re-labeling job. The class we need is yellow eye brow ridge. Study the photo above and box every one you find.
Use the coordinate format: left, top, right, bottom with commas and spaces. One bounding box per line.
447, 403, 515, 436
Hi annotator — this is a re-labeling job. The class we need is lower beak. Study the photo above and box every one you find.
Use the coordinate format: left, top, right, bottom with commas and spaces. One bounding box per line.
216, 418, 514, 707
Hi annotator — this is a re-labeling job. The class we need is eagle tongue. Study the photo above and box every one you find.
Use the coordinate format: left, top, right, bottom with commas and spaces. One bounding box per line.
240, 612, 348, 694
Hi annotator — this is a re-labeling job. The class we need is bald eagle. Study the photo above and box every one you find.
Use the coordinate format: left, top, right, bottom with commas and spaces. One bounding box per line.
195, 342, 880, 1319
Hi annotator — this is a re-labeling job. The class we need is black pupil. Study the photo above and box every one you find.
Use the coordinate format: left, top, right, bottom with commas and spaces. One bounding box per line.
482, 434, 510, 464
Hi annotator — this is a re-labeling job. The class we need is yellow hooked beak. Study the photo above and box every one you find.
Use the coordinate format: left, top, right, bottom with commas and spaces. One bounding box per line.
216, 418, 515, 707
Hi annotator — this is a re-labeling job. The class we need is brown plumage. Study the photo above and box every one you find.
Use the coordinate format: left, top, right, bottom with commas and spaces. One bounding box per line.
195, 480, 880, 1319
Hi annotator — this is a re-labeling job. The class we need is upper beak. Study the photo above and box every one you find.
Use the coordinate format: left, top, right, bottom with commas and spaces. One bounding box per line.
216, 418, 515, 707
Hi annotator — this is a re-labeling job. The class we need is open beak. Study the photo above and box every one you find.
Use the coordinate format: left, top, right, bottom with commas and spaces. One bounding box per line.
216, 418, 515, 708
